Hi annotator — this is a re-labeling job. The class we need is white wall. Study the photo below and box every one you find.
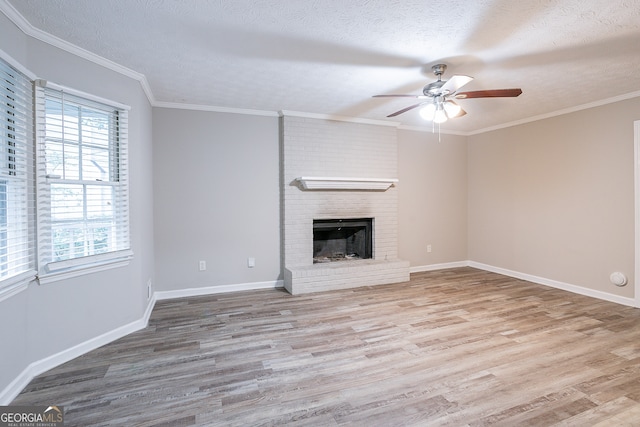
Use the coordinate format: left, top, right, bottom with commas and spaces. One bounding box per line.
468, 98, 639, 301
0, 11, 155, 401
397, 130, 468, 269
152, 108, 281, 292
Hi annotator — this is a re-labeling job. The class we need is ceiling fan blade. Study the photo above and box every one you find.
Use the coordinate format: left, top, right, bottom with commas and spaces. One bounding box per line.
455, 88, 522, 99
440, 75, 473, 94
373, 94, 429, 98
386, 102, 428, 117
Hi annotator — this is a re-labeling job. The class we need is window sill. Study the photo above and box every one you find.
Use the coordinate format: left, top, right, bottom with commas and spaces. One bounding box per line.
38, 250, 133, 285
0, 270, 36, 303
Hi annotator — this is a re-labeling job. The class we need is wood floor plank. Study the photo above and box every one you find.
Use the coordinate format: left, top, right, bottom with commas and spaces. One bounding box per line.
11, 267, 640, 425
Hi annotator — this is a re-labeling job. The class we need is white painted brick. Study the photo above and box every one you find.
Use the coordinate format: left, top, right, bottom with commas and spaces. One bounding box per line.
281, 115, 408, 293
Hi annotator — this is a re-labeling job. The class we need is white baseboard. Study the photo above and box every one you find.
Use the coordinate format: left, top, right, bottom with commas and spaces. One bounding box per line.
410, 260, 636, 307
409, 261, 469, 274
0, 296, 156, 405
468, 261, 637, 308
155, 279, 284, 301
1, 279, 283, 403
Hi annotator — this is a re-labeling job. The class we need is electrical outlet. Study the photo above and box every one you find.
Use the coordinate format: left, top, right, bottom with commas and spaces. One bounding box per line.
199, 260, 206, 271
147, 279, 152, 300
248, 257, 255, 268
427, 245, 432, 253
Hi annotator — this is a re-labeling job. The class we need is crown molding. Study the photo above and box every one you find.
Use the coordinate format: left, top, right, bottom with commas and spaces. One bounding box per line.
279, 110, 400, 127
0, 47, 36, 79
154, 101, 278, 116
0, 0, 156, 104
468, 90, 640, 136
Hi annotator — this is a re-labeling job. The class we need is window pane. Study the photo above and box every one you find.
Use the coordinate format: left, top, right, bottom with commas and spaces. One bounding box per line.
63, 143, 80, 180
0, 181, 6, 225
86, 185, 113, 219
51, 184, 84, 221
89, 224, 111, 254
0, 181, 6, 269
41, 87, 129, 268
45, 99, 79, 142
44, 98, 64, 140
52, 225, 85, 262
82, 145, 110, 181
62, 103, 80, 143
51, 221, 115, 262
0, 58, 34, 283
44, 140, 64, 177
43, 143, 80, 180
45, 150, 80, 182
81, 109, 109, 147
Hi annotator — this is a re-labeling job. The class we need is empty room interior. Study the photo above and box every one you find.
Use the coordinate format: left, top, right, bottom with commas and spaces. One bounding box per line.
2, 0, 640, 425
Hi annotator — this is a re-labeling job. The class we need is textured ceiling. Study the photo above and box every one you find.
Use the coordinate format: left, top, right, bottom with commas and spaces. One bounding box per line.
5, 0, 640, 133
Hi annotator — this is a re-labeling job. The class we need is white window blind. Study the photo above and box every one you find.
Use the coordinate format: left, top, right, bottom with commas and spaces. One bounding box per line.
36, 86, 130, 274
0, 58, 35, 290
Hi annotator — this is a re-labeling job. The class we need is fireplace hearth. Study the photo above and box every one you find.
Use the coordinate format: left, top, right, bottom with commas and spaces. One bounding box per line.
313, 218, 372, 263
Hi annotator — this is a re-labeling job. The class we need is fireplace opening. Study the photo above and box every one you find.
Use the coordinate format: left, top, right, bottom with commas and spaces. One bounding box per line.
313, 218, 373, 263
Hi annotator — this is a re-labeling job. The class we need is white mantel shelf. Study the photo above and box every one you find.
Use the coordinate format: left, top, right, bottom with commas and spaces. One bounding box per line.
296, 177, 398, 191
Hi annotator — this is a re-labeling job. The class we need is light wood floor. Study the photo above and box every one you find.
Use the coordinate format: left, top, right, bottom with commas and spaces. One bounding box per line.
12, 267, 640, 426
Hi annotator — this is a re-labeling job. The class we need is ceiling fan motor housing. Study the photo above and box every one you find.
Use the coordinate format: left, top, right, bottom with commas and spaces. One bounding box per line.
423, 64, 449, 96
423, 80, 446, 96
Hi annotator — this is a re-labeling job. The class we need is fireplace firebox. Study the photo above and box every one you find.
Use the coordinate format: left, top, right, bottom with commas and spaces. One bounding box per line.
313, 218, 373, 263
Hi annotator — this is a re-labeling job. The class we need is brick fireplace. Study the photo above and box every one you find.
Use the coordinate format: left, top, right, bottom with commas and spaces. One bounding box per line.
280, 113, 410, 294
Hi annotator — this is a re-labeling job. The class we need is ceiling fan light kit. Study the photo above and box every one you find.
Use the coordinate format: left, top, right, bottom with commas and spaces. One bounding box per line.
433, 105, 447, 124
418, 103, 436, 120
374, 63, 522, 125
419, 95, 464, 123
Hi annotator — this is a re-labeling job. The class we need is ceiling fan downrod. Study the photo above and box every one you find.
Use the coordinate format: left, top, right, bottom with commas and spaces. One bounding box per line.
431, 63, 447, 78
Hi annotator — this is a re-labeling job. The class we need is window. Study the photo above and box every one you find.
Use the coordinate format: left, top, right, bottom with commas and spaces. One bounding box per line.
36, 86, 130, 277
0, 54, 132, 292
0, 58, 35, 291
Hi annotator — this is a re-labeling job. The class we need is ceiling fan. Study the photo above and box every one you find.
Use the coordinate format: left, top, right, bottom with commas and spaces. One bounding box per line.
373, 64, 522, 122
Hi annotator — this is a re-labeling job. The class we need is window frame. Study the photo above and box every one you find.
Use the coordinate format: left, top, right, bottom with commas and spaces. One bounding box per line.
0, 51, 133, 295
35, 81, 132, 284
0, 54, 36, 301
